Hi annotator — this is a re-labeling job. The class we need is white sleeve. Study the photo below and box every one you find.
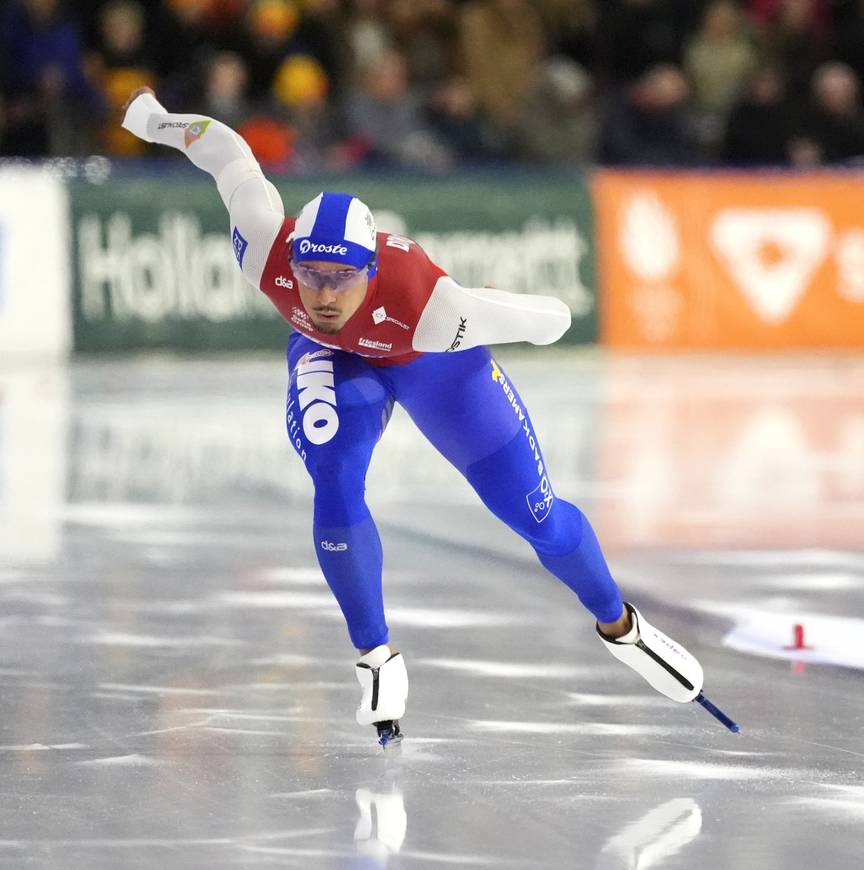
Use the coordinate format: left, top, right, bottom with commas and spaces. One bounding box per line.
412, 276, 572, 352
122, 92, 284, 287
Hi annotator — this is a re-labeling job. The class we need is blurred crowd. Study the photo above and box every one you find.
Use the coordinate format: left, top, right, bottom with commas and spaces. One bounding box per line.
4, 0, 864, 170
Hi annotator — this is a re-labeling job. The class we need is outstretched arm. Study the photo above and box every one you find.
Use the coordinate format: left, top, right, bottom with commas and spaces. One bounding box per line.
412, 276, 572, 352
121, 87, 285, 287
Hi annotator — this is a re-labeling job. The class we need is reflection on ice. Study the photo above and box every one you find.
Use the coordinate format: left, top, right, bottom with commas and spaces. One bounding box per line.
354, 787, 407, 860
598, 797, 702, 870
0, 366, 68, 562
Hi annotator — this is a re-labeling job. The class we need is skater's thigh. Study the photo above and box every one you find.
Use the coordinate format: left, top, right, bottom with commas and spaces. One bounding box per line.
387, 347, 524, 474
286, 334, 394, 480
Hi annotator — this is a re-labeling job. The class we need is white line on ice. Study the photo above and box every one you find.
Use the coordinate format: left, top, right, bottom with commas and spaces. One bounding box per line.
617, 758, 785, 781
0, 743, 89, 751
467, 720, 675, 736
87, 632, 243, 648
269, 789, 335, 799
673, 549, 864, 567
754, 572, 862, 591
260, 569, 326, 585
215, 591, 338, 609
564, 692, 668, 707
201, 727, 286, 736
76, 754, 162, 767
386, 607, 538, 629
98, 683, 223, 696
248, 653, 320, 666
417, 659, 589, 679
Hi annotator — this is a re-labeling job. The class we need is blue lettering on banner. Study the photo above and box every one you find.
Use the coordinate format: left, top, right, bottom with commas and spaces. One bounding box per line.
232, 227, 248, 268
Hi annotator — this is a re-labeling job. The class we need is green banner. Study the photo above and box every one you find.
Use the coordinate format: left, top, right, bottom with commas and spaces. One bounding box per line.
70, 172, 597, 351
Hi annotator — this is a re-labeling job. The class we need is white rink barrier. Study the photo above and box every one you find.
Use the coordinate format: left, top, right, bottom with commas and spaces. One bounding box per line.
0, 166, 71, 362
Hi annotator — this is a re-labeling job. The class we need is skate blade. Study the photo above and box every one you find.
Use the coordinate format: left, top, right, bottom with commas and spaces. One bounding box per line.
694, 691, 740, 733
375, 720, 403, 748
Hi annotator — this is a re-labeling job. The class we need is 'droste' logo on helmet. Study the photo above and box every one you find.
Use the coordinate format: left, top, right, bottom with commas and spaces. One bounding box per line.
293, 192, 377, 269
297, 239, 349, 257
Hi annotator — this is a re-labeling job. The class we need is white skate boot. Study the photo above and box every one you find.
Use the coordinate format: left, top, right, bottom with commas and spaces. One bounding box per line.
355, 645, 408, 747
597, 603, 703, 703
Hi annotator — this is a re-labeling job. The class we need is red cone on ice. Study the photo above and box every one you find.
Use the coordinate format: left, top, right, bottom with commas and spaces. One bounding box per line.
783, 624, 813, 651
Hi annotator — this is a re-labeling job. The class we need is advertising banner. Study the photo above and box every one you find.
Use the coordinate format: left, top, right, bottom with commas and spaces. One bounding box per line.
70, 173, 598, 351
593, 171, 864, 349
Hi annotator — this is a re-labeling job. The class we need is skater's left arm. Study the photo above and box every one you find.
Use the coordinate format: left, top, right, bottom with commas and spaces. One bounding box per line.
411, 276, 572, 352
121, 87, 284, 289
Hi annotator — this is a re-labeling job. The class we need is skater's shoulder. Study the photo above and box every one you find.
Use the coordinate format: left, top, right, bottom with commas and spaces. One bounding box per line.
375, 232, 446, 296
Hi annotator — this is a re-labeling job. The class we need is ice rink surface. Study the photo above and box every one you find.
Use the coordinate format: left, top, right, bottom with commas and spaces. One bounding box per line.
1, 348, 862, 869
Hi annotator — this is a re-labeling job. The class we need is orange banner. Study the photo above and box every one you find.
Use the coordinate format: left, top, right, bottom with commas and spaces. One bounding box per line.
593, 171, 864, 349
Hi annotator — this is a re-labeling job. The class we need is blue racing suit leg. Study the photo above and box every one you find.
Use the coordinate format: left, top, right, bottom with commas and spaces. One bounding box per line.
286, 333, 394, 650
387, 348, 624, 624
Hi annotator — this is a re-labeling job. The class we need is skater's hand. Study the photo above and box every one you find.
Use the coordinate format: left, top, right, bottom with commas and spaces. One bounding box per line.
122, 86, 156, 115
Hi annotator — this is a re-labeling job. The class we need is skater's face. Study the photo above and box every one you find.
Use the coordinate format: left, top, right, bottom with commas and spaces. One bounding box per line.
294, 260, 370, 334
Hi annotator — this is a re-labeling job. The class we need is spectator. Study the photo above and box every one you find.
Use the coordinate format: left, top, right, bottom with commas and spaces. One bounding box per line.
0, 0, 103, 155
599, 62, 696, 165
535, 0, 598, 70
684, 0, 758, 155
596, 0, 686, 85
427, 74, 501, 162
152, 0, 236, 105
292, 0, 352, 100
515, 57, 598, 165
242, 0, 303, 101
268, 52, 345, 171
759, 0, 828, 99
92, 0, 156, 156
746, 0, 832, 33
388, 0, 460, 96
723, 64, 791, 164
345, 0, 393, 80
343, 48, 453, 171
829, 0, 864, 90
235, 115, 295, 166
202, 51, 252, 130
787, 62, 864, 165
459, 0, 544, 136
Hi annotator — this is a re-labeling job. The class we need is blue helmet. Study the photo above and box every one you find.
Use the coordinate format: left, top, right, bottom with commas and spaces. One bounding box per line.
293, 192, 378, 276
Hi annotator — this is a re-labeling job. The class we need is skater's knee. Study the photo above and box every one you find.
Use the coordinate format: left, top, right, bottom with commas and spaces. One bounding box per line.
311, 451, 367, 492
311, 456, 372, 525
529, 500, 586, 556
496, 498, 586, 555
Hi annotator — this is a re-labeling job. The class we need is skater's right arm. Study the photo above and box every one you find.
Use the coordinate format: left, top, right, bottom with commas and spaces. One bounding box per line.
120, 87, 284, 288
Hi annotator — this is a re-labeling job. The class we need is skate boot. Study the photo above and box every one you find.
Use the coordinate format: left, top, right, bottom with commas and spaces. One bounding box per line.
597, 602, 703, 703
355, 645, 408, 747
